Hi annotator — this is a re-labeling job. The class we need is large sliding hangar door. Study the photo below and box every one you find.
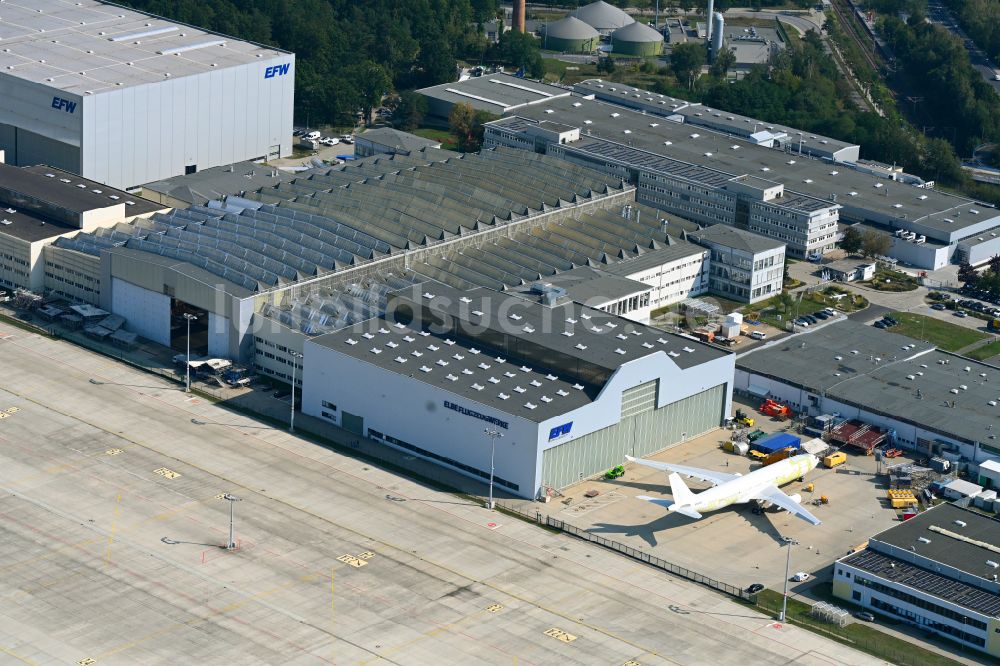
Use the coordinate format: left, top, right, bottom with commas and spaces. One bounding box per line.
541, 383, 726, 491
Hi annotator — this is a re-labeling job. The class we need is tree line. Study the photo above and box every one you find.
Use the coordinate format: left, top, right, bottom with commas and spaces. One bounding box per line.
118, 0, 501, 126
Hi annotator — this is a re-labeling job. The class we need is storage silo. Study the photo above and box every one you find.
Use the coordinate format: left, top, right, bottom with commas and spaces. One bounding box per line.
611, 22, 664, 57
710, 12, 725, 62
542, 17, 601, 53
569, 1, 635, 36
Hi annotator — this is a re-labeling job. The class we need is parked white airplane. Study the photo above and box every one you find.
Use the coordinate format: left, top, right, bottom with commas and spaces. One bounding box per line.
624, 453, 822, 525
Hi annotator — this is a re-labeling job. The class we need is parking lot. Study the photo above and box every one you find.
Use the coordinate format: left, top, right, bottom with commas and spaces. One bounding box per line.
555, 396, 904, 598
0, 322, 889, 665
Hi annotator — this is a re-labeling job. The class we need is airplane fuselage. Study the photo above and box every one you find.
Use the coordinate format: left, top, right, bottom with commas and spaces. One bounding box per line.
677, 454, 817, 514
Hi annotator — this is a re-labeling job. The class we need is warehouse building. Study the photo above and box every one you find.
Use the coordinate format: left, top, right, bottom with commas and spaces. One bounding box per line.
140, 161, 296, 208
572, 80, 860, 163
481, 92, 1000, 267
569, 1, 635, 35
416, 73, 570, 125
0, 162, 162, 296
485, 114, 841, 259
0, 0, 294, 190
540, 17, 601, 53
301, 282, 733, 498
834, 504, 1000, 657
735, 319, 1000, 464
354, 128, 442, 158
610, 23, 664, 57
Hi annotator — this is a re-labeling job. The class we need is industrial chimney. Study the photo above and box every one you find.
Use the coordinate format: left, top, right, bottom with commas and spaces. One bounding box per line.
706, 0, 714, 42
513, 0, 526, 33
710, 12, 725, 62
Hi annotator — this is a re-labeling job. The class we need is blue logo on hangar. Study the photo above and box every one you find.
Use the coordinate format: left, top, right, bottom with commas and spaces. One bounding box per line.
548, 422, 573, 441
264, 63, 291, 79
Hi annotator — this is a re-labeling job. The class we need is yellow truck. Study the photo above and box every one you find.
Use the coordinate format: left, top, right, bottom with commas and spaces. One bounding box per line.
823, 451, 847, 468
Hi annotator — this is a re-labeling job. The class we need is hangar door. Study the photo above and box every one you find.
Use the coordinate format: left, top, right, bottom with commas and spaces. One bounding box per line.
541, 383, 726, 492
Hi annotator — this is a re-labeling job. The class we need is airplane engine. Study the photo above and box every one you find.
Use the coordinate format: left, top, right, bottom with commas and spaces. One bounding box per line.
787, 494, 802, 505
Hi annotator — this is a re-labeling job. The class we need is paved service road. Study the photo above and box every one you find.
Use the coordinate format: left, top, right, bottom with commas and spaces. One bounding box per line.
0, 323, 887, 665
926, 1, 1000, 94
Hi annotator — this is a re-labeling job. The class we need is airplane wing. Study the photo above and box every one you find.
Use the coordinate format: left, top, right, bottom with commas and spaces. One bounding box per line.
625, 455, 741, 487
752, 485, 822, 526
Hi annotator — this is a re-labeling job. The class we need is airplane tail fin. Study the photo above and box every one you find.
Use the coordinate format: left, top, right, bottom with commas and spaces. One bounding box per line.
668, 472, 695, 504
667, 473, 703, 519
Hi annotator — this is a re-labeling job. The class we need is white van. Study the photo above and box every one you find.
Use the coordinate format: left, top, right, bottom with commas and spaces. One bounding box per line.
304, 131, 321, 141
748, 330, 767, 340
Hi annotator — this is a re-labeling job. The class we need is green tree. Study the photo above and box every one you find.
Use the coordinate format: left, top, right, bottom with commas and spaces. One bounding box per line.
348, 61, 393, 126
393, 91, 428, 131
497, 30, 544, 78
709, 47, 736, 79
861, 229, 892, 259
597, 56, 616, 74
670, 43, 707, 90
448, 103, 494, 151
840, 227, 864, 255
958, 262, 978, 285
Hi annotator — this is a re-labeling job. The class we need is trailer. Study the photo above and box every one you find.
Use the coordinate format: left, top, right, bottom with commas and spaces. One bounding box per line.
829, 419, 886, 455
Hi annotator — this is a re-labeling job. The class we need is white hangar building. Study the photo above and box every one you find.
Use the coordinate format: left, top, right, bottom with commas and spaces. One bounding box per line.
301, 283, 734, 498
0, 0, 294, 190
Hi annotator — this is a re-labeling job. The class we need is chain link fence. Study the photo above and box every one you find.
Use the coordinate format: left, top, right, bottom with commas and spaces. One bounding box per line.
496, 499, 751, 602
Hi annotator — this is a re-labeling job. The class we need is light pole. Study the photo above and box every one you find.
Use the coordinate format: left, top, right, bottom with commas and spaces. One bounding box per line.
289, 351, 303, 432
779, 536, 800, 622
183, 313, 198, 392
484, 428, 503, 510
222, 493, 242, 550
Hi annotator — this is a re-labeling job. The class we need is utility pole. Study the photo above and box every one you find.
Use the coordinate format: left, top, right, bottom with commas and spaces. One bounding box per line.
289, 351, 303, 432
223, 493, 242, 550
779, 537, 800, 622
183, 313, 198, 393
484, 428, 503, 510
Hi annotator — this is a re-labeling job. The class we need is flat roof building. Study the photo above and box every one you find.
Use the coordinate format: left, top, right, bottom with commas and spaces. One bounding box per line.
0, 162, 163, 296
302, 282, 733, 498
0, 0, 294, 189
416, 73, 571, 124
834, 504, 1000, 658
688, 225, 786, 303
482, 92, 1000, 268
735, 319, 1000, 464
355, 128, 442, 158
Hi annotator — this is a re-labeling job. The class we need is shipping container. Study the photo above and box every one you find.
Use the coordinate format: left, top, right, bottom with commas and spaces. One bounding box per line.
751, 432, 802, 455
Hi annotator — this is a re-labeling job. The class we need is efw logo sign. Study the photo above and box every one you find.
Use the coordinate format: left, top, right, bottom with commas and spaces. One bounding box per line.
264, 63, 290, 79
52, 97, 77, 113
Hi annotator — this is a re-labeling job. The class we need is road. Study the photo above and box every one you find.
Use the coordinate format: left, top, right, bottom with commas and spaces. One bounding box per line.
0, 321, 887, 665
926, 1, 1000, 94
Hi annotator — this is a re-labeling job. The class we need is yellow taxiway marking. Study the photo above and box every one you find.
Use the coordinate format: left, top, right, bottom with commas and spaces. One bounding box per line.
105, 448, 124, 456
0, 645, 40, 665
152, 467, 181, 480
486, 603, 504, 613
336, 554, 368, 568
106, 493, 122, 563
76, 659, 96, 666
544, 627, 577, 643
7, 406, 20, 413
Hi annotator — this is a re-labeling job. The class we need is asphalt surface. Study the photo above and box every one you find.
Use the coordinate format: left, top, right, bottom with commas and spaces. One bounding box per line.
0, 321, 887, 665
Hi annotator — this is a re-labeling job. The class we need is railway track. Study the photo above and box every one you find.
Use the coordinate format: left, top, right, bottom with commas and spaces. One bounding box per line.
829, 0, 884, 74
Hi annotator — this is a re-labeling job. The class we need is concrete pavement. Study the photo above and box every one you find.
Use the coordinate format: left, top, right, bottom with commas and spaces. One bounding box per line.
0, 321, 890, 665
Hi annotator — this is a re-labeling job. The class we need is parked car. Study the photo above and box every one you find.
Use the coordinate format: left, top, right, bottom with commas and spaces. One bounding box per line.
823, 307, 836, 316
748, 330, 767, 340
873, 320, 887, 329
803, 315, 818, 325
807, 252, 822, 262
954, 310, 968, 318
883, 316, 898, 327
340, 134, 354, 144
791, 572, 810, 582
855, 611, 875, 622
304, 131, 321, 140
794, 318, 810, 327
931, 303, 946, 310
292, 129, 304, 137
814, 311, 830, 320
746, 583, 765, 594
